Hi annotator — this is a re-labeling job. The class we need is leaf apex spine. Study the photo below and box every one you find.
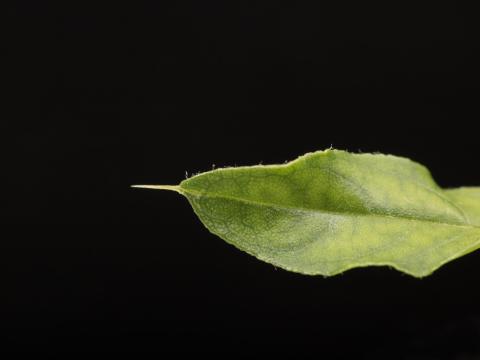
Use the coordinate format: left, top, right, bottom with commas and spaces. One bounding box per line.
130, 185, 182, 193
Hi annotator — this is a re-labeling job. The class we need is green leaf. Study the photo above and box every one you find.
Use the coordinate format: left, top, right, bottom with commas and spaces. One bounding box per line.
133, 149, 480, 277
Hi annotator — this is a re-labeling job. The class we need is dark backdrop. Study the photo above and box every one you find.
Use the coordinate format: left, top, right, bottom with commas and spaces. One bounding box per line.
4, 1, 480, 356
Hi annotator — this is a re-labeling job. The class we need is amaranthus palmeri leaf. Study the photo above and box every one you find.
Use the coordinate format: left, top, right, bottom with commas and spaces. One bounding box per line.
133, 149, 480, 277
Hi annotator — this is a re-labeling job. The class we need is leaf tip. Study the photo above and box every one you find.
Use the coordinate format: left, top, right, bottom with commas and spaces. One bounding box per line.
131, 185, 182, 193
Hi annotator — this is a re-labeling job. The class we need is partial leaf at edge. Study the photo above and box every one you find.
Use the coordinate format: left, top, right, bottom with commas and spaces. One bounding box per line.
445, 187, 480, 226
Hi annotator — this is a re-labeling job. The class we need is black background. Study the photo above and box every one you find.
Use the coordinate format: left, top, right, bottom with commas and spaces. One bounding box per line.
4, 1, 480, 356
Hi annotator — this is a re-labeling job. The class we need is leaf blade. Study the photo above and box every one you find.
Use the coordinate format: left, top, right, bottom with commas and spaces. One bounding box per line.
138, 149, 480, 277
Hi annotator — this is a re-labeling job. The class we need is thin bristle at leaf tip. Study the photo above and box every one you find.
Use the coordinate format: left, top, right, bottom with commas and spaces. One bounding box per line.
130, 185, 180, 191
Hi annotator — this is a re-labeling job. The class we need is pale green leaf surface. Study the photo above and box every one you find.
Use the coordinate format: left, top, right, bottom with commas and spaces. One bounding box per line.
445, 188, 480, 226
134, 149, 480, 277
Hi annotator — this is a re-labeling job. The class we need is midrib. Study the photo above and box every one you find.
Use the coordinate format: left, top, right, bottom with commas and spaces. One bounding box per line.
181, 187, 480, 229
